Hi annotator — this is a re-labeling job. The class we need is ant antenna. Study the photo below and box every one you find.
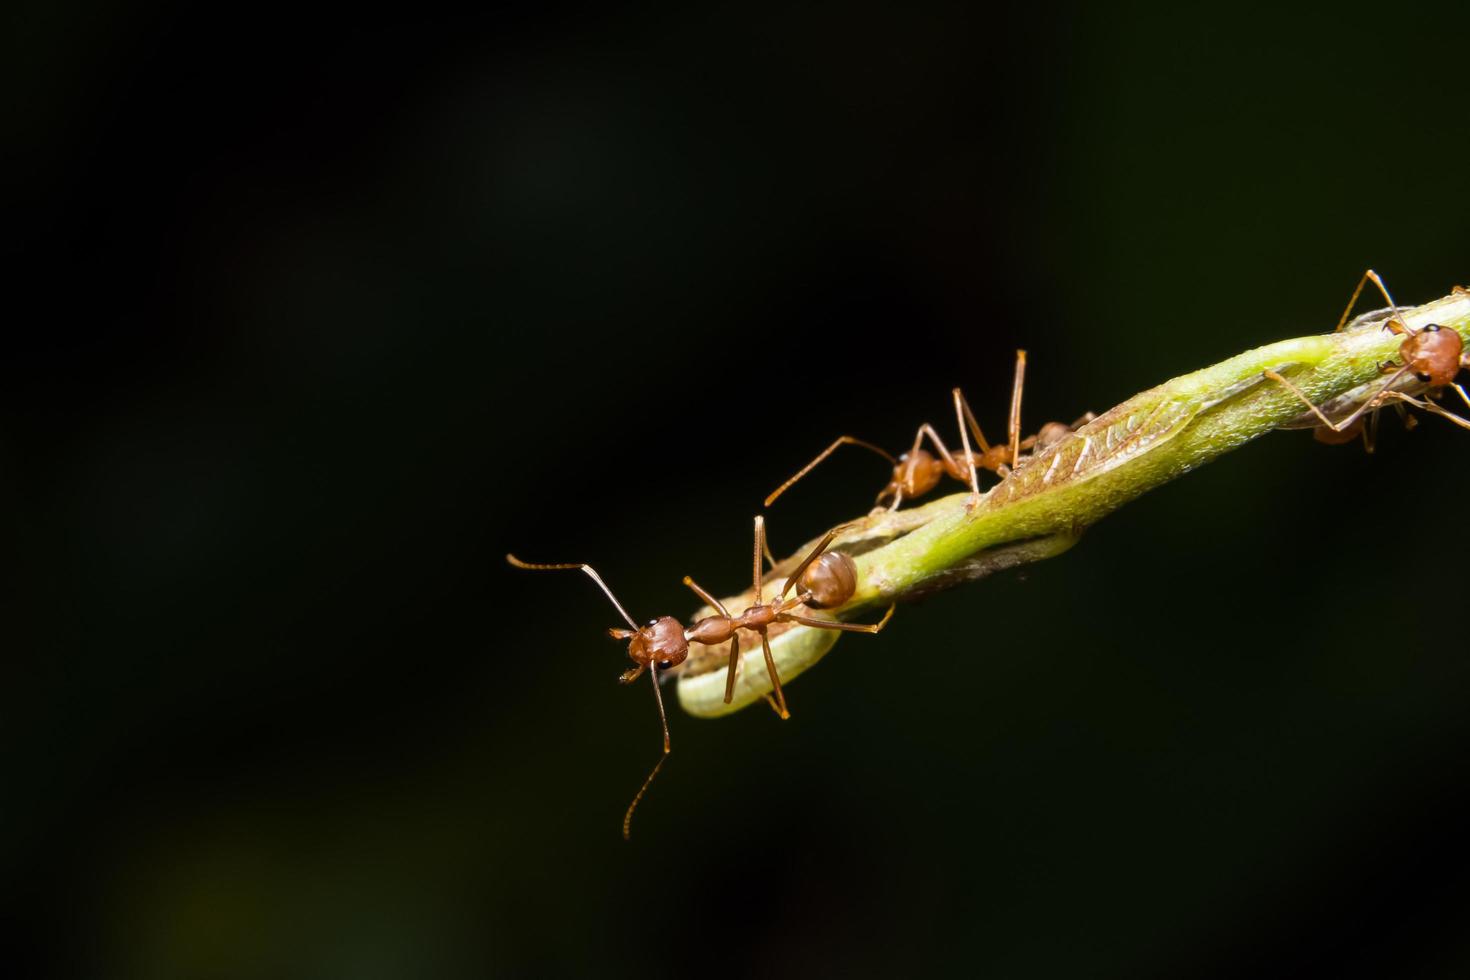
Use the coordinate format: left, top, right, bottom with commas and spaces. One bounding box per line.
623, 663, 671, 840
506, 554, 639, 630
764, 437, 895, 507
1335, 269, 1401, 333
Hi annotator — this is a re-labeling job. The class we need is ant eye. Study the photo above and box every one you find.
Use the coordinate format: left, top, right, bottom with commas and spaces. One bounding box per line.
646, 619, 660, 628
658, 660, 673, 670
1417, 372, 1432, 382
1425, 324, 1441, 332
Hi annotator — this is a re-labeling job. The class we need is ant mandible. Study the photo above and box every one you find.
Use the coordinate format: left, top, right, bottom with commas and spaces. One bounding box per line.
507, 515, 891, 838
765, 350, 1094, 511
1265, 276, 1470, 439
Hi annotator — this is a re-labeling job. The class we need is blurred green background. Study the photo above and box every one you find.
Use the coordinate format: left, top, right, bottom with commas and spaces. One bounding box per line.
6, 1, 1469, 977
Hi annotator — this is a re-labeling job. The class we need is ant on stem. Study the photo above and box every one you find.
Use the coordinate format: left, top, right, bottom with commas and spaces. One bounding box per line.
507, 516, 891, 838
1265, 275, 1470, 440
765, 350, 1094, 511
1303, 270, 1430, 449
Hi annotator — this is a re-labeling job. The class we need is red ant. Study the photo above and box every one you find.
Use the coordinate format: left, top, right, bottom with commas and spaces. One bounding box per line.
1294, 270, 1422, 449
765, 350, 1094, 511
507, 516, 891, 838
1266, 276, 1470, 440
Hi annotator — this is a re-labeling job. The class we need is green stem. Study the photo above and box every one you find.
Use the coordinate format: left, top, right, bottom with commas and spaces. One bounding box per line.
678, 288, 1470, 717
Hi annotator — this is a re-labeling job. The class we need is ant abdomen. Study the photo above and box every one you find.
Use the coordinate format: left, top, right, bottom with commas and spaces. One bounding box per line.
799, 551, 857, 609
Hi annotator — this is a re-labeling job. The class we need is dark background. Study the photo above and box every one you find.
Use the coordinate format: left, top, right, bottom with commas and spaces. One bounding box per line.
6, 2, 1469, 977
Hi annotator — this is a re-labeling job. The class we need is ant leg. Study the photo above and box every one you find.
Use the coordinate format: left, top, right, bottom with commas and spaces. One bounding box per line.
1008, 350, 1027, 469
723, 633, 741, 704
946, 387, 981, 502
622, 664, 671, 840
765, 436, 896, 507
950, 389, 983, 501
954, 387, 997, 453
1380, 391, 1470, 431
1405, 393, 1464, 431
682, 575, 731, 617
506, 555, 640, 629
1263, 367, 1341, 429
783, 604, 895, 634
1263, 367, 1408, 433
752, 516, 766, 605
887, 423, 958, 502
683, 574, 745, 704
1451, 382, 1470, 411
759, 630, 790, 719
895, 422, 928, 498
915, 423, 967, 482
1334, 269, 1401, 332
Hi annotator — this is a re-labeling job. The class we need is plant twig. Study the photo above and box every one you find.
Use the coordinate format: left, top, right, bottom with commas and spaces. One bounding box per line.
677, 287, 1470, 717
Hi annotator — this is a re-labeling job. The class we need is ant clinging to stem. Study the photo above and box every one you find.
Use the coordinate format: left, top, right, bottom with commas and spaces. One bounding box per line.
507, 515, 892, 839
765, 350, 1094, 512
1265, 273, 1470, 440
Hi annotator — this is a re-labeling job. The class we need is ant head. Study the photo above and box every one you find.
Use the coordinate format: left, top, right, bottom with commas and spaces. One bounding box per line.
507, 556, 689, 670
614, 616, 689, 670
799, 551, 858, 609
1401, 323, 1463, 387
894, 448, 944, 497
